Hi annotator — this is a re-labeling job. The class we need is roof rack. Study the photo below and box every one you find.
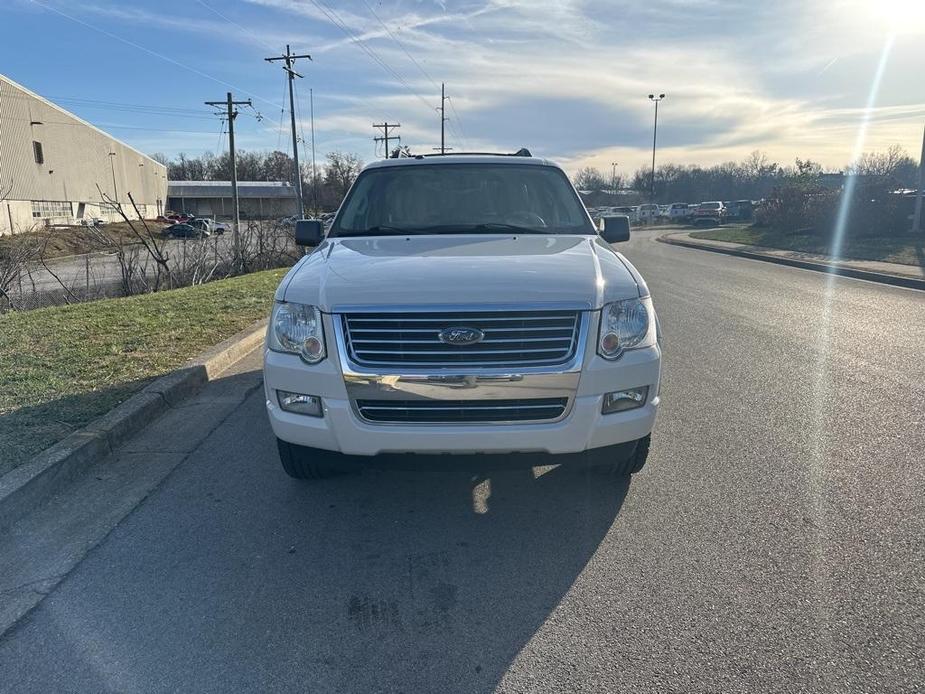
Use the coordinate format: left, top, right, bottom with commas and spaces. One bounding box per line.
413, 148, 533, 159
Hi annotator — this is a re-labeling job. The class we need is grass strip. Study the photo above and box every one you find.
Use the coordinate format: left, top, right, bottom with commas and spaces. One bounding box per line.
0, 268, 285, 475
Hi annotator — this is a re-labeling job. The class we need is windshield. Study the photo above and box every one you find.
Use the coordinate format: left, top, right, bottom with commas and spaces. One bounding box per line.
330, 163, 595, 236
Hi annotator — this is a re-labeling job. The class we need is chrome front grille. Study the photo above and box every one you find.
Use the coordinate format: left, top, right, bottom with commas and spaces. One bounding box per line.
356, 398, 568, 423
341, 310, 582, 367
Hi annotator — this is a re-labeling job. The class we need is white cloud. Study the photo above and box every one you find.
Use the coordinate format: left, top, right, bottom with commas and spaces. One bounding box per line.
30, 0, 925, 171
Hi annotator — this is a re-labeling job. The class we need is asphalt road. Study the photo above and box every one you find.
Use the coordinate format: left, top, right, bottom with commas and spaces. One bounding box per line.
2, 229, 924, 692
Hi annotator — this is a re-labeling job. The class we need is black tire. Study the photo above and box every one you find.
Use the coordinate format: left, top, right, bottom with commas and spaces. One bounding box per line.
276, 439, 346, 480
606, 435, 651, 477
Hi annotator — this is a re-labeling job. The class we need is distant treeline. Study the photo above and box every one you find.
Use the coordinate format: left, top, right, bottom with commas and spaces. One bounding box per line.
573, 146, 920, 204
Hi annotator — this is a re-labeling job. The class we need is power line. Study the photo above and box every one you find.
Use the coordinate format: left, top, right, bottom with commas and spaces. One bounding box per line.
359, 0, 439, 91
2, 91, 213, 117
216, 117, 227, 155
307, 0, 435, 112
446, 96, 468, 150
287, 82, 319, 210
28, 0, 284, 112
310, 88, 318, 212
1, 115, 217, 134
293, 79, 312, 174
276, 77, 288, 152
193, 0, 277, 52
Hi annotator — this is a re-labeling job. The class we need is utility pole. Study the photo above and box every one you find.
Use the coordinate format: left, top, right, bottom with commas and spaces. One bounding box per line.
611, 161, 618, 194
439, 82, 448, 154
310, 88, 317, 214
205, 92, 251, 265
913, 123, 925, 234
648, 93, 666, 203
265, 45, 312, 218
373, 122, 401, 158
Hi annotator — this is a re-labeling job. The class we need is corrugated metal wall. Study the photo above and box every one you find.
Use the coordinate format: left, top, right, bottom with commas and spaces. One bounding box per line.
0, 74, 168, 233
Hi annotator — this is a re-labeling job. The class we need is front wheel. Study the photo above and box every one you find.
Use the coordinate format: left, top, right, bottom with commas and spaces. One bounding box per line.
604, 435, 650, 477
276, 439, 346, 480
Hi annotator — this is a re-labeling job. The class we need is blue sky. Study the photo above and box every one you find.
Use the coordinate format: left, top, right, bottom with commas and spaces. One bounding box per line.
2, 0, 924, 175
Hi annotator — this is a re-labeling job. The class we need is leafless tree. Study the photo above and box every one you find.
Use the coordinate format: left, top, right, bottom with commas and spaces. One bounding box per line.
0, 233, 41, 311
852, 145, 918, 185
95, 185, 174, 292
572, 167, 609, 192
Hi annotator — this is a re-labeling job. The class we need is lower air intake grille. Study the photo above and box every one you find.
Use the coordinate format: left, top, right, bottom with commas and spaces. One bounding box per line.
356, 398, 568, 424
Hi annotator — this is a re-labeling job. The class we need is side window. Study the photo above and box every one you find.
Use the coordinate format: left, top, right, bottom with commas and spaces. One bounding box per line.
33, 141, 44, 165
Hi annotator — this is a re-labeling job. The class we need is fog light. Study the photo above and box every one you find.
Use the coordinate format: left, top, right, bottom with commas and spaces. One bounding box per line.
602, 387, 648, 414
277, 390, 323, 417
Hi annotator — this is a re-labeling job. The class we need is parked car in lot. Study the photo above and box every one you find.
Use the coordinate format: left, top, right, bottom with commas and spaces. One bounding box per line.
188, 218, 228, 235
691, 201, 725, 225
666, 202, 691, 219
163, 223, 209, 238
637, 203, 660, 223
724, 200, 754, 221
263, 152, 662, 480
611, 206, 638, 223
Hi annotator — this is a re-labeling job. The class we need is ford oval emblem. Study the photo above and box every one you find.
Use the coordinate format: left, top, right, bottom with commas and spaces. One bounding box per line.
438, 327, 485, 346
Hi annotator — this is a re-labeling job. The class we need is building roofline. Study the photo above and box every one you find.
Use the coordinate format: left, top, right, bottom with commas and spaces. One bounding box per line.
0, 73, 167, 170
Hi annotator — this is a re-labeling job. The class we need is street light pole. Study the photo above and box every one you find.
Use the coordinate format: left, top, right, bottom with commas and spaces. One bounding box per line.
611, 161, 618, 194
913, 123, 924, 234
648, 93, 666, 203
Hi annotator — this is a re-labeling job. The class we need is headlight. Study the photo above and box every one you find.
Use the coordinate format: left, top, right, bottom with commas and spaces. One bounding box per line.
268, 302, 326, 364
598, 297, 654, 360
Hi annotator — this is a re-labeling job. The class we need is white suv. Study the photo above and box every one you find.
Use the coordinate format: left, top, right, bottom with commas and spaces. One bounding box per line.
263, 153, 662, 479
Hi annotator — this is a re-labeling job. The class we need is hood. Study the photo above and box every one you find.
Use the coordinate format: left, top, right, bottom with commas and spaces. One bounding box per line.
280, 234, 641, 312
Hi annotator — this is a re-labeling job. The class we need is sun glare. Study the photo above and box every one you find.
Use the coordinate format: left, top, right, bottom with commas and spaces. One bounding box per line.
871, 0, 925, 33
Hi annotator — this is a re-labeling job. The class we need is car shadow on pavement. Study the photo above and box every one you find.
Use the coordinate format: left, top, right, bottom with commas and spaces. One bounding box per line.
240, 450, 632, 692
0, 382, 631, 693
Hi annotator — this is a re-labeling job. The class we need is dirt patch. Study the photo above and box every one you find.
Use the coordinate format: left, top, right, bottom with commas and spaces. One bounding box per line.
0, 221, 169, 260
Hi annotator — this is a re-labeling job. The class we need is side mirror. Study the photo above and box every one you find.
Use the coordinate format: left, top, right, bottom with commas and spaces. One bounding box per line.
600, 215, 630, 243
294, 219, 323, 247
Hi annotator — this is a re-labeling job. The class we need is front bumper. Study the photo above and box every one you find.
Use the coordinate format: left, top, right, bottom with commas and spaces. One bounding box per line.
263, 342, 661, 457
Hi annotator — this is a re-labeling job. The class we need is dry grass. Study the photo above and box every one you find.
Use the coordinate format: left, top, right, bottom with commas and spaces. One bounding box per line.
690, 227, 925, 267
0, 221, 170, 260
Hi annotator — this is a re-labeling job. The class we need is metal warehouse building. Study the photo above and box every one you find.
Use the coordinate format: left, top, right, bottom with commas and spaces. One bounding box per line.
0, 73, 167, 236
167, 180, 298, 219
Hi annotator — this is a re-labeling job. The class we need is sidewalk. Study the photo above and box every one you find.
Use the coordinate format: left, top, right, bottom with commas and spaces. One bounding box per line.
658, 231, 925, 291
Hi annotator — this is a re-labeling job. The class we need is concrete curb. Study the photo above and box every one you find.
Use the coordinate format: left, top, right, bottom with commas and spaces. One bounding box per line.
656, 233, 925, 292
0, 319, 268, 531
